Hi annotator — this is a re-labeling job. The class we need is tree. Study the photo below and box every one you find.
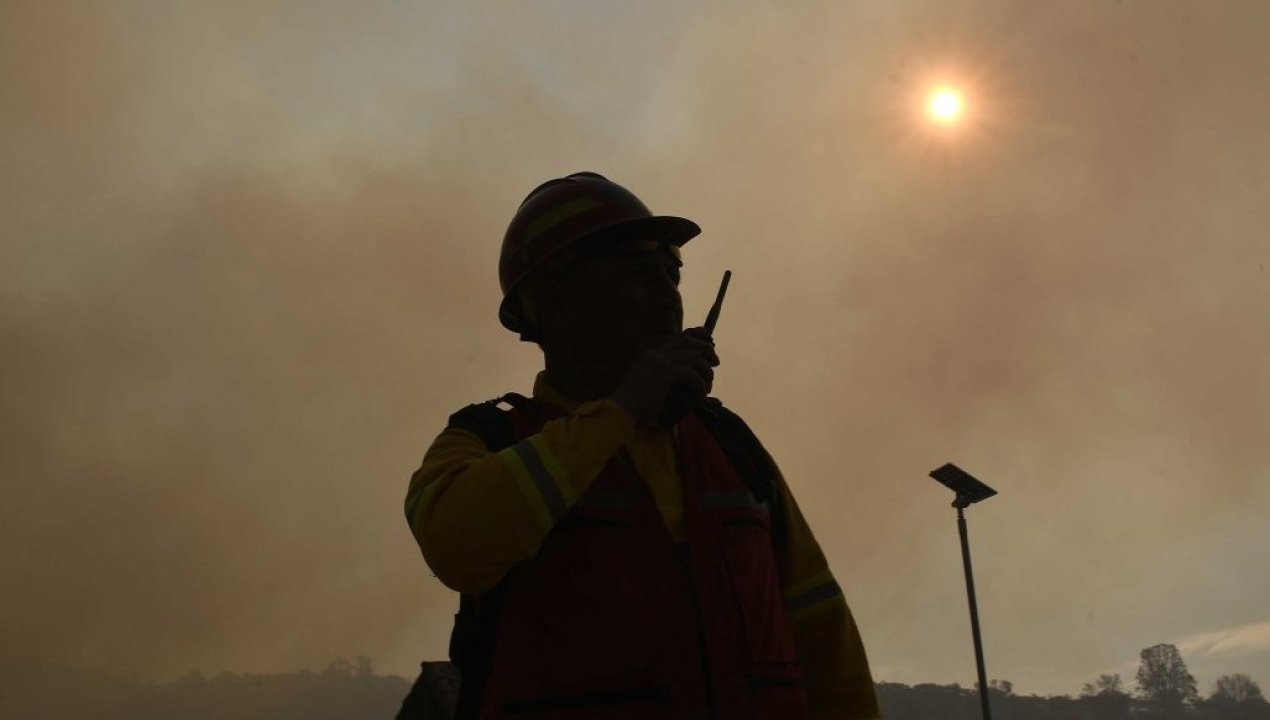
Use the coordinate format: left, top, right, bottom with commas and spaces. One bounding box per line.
1205, 674, 1270, 720
321, 657, 353, 677
1212, 674, 1265, 704
1082, 674, 1126, 698
1082, 673, 1132, 720
1136, 644, 1198, 711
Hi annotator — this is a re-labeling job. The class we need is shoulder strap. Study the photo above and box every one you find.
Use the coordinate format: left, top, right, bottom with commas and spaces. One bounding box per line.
442, 393, 539, 720
498, 391, 545, 430
445, 392, 542, 451
695, 397, 787, 549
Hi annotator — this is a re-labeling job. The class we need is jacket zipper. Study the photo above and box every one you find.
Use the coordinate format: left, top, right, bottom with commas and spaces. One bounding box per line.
680, 546, 719, 720
618, 447, 718, 719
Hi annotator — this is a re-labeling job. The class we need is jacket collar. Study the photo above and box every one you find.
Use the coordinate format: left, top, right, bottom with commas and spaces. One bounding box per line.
531, 371, 579, 417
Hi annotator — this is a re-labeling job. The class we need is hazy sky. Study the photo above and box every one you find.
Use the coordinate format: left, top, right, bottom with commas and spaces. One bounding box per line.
4, 0, 1268, 698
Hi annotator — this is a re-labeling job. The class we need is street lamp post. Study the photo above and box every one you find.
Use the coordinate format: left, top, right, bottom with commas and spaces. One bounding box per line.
929, 462, 998, 720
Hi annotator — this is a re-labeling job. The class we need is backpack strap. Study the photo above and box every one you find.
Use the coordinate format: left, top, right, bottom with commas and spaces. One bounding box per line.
443, 393, 543, 720
695, 397, 787, 550
447, 398, 515, 454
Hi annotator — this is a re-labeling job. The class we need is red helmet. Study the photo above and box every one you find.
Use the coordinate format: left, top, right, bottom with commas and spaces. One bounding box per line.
498, 172, 700, 339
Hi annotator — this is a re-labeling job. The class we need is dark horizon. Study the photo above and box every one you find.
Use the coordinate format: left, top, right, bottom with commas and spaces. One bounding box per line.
8, 643, 1265, 703
6, 649, 1267, 720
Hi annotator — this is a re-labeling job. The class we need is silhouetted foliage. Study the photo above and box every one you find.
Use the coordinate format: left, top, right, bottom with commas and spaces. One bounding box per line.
1079, 673, 1133, 720
870, 659, 1270, 720
1138, 643, 1200, 714
1201, 674, 1270, 720
1083, 673, 1127, 698
992, 678, 1016, 696
876, 681, 1092, 720
1213, 675, 1266, 704
396, 661, 459, 720
7, 652, 1269, 720
876, 681, 982, 720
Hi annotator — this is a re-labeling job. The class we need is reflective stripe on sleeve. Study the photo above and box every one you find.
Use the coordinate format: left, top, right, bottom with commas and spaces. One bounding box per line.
784, 568, 846, 624
498, 435, 570, 531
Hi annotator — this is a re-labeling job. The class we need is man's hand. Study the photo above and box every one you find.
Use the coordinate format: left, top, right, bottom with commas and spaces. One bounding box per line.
610, 327, 720, 429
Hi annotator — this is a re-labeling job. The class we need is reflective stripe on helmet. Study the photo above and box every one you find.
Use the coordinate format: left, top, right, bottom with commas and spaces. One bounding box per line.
524, 196, 604, 244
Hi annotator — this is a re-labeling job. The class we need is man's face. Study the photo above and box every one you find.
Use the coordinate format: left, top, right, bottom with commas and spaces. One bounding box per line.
543, 235, 685, 362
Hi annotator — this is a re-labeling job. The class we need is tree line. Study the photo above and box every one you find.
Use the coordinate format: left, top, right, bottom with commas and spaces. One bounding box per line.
878, 644, 1269, 720
1, 643, 1264, 719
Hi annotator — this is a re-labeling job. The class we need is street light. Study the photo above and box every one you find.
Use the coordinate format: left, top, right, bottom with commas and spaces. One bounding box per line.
928, 462, 998, 720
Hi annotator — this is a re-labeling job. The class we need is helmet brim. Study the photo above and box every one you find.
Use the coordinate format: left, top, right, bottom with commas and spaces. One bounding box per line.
574, 214, 701, 247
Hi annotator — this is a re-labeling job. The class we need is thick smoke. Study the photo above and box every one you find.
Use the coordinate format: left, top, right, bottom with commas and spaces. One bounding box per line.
3, 0, 1268, 696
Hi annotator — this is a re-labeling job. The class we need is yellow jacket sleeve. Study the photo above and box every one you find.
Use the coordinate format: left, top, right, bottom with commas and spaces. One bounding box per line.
770, 461, 882, 720
404, 398, 636, 594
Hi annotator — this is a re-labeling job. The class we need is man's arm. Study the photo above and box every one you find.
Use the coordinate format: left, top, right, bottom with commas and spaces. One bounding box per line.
404, 397, 636, 594
766, 455, 883, 720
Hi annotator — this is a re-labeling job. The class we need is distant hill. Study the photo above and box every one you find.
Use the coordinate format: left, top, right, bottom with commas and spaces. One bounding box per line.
0, 657, 410, 720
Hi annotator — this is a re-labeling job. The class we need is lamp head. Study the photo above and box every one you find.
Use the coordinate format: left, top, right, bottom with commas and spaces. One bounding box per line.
929, 463, 997, 509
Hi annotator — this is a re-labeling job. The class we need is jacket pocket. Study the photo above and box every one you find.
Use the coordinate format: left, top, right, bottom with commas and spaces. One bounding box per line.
720, 520, 799, 663
748, 664, 810, 720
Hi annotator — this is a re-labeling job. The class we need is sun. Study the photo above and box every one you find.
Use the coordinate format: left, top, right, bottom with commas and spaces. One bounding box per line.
926, 87, 965, 126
